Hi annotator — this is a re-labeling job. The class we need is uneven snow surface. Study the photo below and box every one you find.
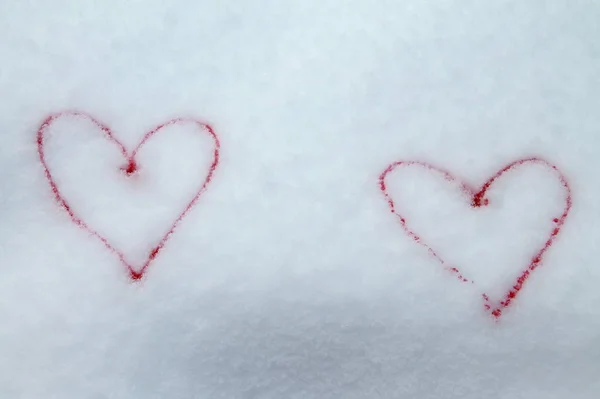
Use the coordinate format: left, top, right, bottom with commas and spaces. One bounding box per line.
1, 1, 599, 398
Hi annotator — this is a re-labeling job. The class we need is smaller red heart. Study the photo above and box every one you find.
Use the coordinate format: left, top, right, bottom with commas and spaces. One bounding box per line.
379, 158, 572, 319
37, 111, 220, 281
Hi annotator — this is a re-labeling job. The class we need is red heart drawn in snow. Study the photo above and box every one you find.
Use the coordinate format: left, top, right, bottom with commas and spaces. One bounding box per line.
37, 111, 220, 281
379, 158, 572, 318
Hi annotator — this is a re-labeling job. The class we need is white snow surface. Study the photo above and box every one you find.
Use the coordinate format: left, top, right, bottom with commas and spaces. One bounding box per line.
1, 1, 600, 398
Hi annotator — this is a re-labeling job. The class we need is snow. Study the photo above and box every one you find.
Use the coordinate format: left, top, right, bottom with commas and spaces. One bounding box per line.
1, 0, 599, 398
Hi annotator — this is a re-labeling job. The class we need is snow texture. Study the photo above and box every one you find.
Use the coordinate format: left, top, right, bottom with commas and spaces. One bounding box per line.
1, 0, 599, 398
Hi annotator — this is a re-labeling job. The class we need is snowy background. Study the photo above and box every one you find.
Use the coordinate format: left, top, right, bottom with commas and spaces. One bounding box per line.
1, 0, 600, 398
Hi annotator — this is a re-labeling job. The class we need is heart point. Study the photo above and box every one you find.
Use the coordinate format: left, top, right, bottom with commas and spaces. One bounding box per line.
129, 269, 144, 281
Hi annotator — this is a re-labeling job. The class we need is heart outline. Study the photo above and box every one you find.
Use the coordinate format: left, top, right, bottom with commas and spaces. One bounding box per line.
378, 158, 572, 318
37, 110, 221, 281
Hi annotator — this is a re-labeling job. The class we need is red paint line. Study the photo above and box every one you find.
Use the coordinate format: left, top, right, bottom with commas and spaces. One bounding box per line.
379, 158, 572, 319
37, 111, 220, 281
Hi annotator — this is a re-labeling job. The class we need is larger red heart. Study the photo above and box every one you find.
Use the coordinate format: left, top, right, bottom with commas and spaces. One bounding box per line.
379, 158, 572, 318
37, 111, 220, 281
